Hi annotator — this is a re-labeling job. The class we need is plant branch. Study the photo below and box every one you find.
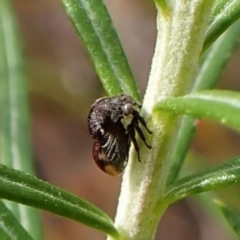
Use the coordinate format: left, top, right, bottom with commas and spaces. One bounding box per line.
110, 1, 214, 240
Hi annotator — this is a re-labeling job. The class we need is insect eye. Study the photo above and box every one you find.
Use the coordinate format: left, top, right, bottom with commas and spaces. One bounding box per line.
123, 103, 134, 115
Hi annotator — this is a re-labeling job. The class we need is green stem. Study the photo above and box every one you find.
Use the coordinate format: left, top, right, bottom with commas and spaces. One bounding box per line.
109, 1, 214, 239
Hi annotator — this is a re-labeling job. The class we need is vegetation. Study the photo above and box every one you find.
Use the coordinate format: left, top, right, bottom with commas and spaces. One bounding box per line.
1, 0, 240, 239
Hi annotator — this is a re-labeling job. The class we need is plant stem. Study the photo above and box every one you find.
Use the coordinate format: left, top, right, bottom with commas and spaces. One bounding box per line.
108, 1, 214, 239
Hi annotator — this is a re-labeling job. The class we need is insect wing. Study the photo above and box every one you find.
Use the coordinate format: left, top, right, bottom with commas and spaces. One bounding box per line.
93, 121, 130, 176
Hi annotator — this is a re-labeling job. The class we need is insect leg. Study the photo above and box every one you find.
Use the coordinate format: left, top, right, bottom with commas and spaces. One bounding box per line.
133, 111, 152, 134
131, 114, 151, 149
127, 125, 141, 162
134, 124, 151, 149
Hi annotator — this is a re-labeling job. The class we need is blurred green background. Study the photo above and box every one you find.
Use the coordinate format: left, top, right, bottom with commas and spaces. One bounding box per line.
11, 0, 240, 239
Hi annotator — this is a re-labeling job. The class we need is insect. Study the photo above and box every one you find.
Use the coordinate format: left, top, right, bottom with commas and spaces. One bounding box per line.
88, 94, 152, 176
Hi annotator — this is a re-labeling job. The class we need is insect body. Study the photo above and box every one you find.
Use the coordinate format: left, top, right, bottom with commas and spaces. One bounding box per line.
88, 94, 152, 176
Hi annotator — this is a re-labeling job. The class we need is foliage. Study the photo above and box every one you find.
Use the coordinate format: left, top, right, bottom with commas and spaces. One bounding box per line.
1, 0, 240, 239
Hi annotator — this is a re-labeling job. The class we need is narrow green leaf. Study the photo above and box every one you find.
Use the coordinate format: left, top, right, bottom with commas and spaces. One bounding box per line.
154, 0, 169, 14
194, 193, 237, 239
166, 116, 196, 185
203, 0, 240, 52
0, 201, 33, 240
165, 157, 240, 203
215, 200, 240, 236
0, 0, 42, 238
0, 228, 11, 240
166, 20, 240, 185
0, 0, 34, 172
154, 90, 240, 131
0, 164, 120, 239
211, 0, 228, 17
61, 0, 140, 101
197, 19, 240, 91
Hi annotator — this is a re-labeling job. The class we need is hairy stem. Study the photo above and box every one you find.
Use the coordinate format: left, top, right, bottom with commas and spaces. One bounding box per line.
108, 1, 214, 240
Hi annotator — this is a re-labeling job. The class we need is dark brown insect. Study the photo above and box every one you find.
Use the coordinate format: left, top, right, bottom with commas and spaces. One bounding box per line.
88, 94, 152, 176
